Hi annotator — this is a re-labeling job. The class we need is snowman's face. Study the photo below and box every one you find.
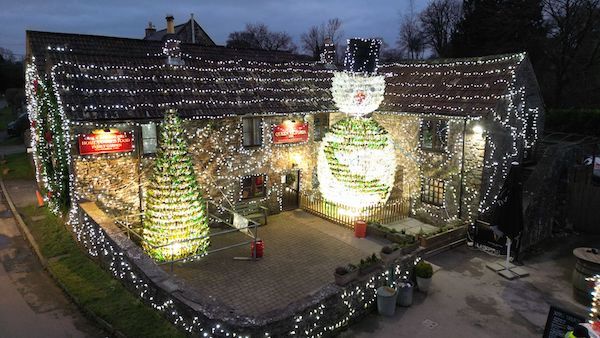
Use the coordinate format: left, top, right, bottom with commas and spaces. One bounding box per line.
331, 72, 385, 117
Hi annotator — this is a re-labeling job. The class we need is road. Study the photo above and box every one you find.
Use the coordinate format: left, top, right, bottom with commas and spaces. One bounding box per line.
0, 190, 103, 337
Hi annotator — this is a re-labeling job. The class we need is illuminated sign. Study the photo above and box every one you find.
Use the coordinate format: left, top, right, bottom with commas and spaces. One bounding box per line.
273, 121, 309, 144
78, 129, 134, 155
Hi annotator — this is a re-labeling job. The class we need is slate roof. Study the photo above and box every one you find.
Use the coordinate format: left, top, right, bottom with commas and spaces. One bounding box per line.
144, 18, 216, 46
378, 54, 526, 116
26, 30, 532, 121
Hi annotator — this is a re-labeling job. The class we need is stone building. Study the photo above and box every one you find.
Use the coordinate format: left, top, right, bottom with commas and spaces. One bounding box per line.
24, 26, 544, 228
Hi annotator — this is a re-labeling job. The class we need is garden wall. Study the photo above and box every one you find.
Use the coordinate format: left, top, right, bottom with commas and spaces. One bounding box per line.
75, 201, 421, 337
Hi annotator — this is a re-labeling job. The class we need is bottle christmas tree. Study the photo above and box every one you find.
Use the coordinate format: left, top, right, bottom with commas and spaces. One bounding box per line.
143, 109, 209, 262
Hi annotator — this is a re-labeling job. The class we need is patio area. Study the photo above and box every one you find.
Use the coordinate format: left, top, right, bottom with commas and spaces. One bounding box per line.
165, 210, 390, 316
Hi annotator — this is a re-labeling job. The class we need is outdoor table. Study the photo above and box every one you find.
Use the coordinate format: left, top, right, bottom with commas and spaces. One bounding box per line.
572, 247, 600, 305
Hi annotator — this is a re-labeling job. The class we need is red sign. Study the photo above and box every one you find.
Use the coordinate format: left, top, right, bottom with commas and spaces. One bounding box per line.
273, 121, 309, 144
78, 129, 134, 155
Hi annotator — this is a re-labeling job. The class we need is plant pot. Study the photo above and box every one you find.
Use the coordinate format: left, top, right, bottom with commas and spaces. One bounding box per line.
334, 269, 358, 286
377, 286, 398, 316
416, 276, 432, 293
380, 249, 402, 265
396, 281, 414, 307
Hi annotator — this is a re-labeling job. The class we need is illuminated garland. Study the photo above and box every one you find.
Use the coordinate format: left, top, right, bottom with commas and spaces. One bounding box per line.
587, 275, 600, 328
143, 109, 209, 262
317, 117, 396, 208
28, 76, 70, 212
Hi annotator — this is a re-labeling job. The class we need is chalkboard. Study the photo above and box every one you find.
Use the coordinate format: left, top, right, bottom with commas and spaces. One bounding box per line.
543, 305, 585, 338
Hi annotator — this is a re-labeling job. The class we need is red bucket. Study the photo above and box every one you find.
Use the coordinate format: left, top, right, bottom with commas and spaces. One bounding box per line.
251, 240, 264, 258
354, 220, 367, 238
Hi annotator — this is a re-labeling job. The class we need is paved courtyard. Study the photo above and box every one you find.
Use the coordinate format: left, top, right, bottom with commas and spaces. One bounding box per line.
166, 209, 389, 316
383, 217, 439, 236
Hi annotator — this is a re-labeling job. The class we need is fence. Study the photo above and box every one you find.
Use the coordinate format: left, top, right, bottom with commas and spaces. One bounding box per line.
299, 193, 409, 228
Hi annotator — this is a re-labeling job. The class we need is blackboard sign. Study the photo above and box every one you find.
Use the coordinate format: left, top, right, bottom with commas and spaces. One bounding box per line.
543, 305, 585, 338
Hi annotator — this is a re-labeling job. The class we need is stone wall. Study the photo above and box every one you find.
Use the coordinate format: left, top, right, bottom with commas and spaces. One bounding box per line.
72, 115, 321, 218
71, 112, 488, 227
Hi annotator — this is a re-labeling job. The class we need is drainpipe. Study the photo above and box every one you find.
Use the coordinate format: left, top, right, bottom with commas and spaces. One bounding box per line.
458, 119, 467, 219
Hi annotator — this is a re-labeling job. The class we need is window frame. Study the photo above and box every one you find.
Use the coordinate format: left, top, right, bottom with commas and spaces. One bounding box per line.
420, 118, 448, 152
421, 177, 445, 206
242, 117, 263, 148
140, 122, 158, 155
241, 174, 267, 200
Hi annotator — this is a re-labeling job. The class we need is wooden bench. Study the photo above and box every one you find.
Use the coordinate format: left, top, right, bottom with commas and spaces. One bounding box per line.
233, 203, 268, 226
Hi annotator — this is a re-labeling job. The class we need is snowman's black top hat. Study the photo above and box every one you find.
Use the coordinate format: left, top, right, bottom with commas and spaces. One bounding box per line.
343, 38, 382, 74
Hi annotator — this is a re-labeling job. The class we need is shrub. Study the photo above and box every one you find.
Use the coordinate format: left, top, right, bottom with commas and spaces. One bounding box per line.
415, 261, 433, 278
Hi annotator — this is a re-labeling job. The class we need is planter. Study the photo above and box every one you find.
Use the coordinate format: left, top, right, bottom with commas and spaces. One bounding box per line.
376, 286, 398, 316
380, 249, 403, 265
401, 242, 419, 254
396, 281, 414, 307
334, 269, 358, 286
419, 226, 467, 249
416, 276, 432, 293
359, 264, 381, 275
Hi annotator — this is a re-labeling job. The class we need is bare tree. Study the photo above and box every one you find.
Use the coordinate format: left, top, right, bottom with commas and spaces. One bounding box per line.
398, 16, 426, 59
300, 18, 344, 60
544, 0, 600, 106
226, 23, 297, 52
419, 0, 462, 57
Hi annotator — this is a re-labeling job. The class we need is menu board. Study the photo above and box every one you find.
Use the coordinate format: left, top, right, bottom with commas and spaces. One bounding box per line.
543, 305, 585, 338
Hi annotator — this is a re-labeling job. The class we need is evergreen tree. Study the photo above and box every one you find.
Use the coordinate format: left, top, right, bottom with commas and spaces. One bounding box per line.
451, 0, 546, 63
143, 109, 209, 262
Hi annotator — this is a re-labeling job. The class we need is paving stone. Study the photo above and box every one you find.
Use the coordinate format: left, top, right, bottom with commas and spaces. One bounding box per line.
165, 210, 377, 316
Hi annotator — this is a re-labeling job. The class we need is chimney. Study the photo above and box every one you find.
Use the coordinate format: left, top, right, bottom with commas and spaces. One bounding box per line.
145, 21, 156, 38
166, 15, 175, 34
320, 37, 336, 66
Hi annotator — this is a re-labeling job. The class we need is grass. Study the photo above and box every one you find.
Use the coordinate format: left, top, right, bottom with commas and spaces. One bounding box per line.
1, 152, 35, 180
19, 205, 186, 338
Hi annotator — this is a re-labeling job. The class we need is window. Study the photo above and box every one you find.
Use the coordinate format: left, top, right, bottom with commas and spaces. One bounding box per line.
313, 113, 329, 141
241, 175, 267, 200
242, 117, 262, 147
421, 119, 448, 151
421, 178, 445, 206
141, 122, 157, 154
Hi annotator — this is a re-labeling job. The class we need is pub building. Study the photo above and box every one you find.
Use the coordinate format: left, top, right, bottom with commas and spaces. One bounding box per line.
25, 15, 544, 232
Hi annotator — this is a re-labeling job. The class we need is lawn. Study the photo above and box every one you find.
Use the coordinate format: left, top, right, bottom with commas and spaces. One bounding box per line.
18, 205, 186, 338
1, 152, 35, 180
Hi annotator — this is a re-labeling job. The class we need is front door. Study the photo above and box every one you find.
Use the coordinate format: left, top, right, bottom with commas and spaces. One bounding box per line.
282, 170, 300, 211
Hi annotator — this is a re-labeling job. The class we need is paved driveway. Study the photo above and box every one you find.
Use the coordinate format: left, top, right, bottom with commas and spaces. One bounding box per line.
0, 192, 102, 337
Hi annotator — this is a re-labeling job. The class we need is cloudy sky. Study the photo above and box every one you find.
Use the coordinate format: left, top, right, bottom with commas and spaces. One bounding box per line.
0, 0, 428, 57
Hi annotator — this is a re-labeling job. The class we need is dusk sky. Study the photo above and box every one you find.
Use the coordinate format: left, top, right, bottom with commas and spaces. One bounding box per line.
0, 0, 428, 57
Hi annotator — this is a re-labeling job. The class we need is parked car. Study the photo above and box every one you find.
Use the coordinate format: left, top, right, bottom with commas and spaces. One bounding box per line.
7, 112, 29, 137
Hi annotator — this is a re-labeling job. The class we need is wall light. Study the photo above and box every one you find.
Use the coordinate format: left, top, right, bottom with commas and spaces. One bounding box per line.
472, 124, 484, 134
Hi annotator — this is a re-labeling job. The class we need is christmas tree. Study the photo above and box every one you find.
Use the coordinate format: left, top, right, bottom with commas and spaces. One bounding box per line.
143, 109, 209, 261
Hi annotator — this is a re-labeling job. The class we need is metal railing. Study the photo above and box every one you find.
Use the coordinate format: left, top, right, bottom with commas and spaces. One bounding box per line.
109, 200, 260, 271
299, 192, 409, 228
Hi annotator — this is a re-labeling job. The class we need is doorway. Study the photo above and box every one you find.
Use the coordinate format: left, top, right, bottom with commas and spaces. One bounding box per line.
282, 170, 300, 211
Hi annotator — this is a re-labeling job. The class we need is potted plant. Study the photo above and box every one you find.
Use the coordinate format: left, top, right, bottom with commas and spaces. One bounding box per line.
396, 278, 414, 307
380, 244, 402, 265
415, 260, 433, 293
333, 264, 358, 285
359, 254, 383, 275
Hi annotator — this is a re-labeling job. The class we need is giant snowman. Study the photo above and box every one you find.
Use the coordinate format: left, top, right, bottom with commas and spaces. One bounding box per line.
317, 39, 396, 209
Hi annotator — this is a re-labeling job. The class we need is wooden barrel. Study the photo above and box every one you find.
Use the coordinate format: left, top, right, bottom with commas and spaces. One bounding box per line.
572, 247, 600, 306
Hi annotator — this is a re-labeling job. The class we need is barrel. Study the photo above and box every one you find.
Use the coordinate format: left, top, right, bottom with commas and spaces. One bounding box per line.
572, 248, 600, 306
354, 220, 367, 238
